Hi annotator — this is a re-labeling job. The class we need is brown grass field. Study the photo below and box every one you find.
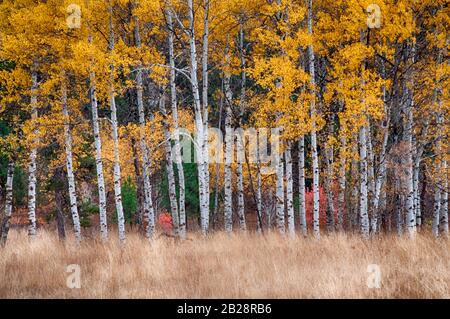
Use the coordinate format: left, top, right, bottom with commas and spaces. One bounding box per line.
0, 229, 449, 298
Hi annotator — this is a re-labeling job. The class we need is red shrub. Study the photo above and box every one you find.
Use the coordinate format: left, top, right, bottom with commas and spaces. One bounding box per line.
305, 183, 339, 226
158, 212, 173, 233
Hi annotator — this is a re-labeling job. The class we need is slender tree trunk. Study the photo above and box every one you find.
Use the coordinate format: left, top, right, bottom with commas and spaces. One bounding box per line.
160, 93, 180, 236
285, 144, 295, 237
298, 137, 307, 236
212, 79, 224, 229
133, 17, 155, 239
359, 125, 370, 238
337, 134, 346, 231
307, 0, 320, 239
366, 124, 376, 230
324, 123, 335, 232
61, 74, 81, 242
27, 69, 38, 238
275, 148, 285, 234
89, 35, 108, 241
201, 0, 211, 233
236, 21, 246, 232
108, 8, 125, 243
350, 134, 359, 230
223, 48, 233, 233
403, 44, 417, 238
433, 183, 441, 238
372, 117, 389, 234
187, 0, 208, 235
441, 160, 449, 237
372, 57, 389, 234
397, 192, 404, 236
434, 108, 447, 237
55, 167, 66, 242
256, 131, 263, 233
0, 161, 14, 246
412, 160, 421, 226
404, 91, 416, 237
235, 134, 246, 231
167, 8, 186, 239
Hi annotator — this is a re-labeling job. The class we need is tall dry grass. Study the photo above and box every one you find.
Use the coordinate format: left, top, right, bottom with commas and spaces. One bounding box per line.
0, 230, 449, 298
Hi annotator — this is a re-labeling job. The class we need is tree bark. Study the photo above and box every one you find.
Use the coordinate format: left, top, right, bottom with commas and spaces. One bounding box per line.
0, 161, 14, 246
298, 137, 307, 236
337, 135, 346, 231
307, 0, 320, 239
433, 183, 441, 238
324, 122, 335, 232
133, 16, 155, 239
349, 134, 359, 230
187, 0, 209, 235
89, 35, 108, 241
441, 160, 449, 237
256, 131, 263, 232
61, 73, 82, 242
275, 146, 285, 234
201, 0, 211, 234
27, 69, 38, 238
54, 167, 66, 242
108, 7, 126, 243
167, 8, 186, 239
223, 45, 233, 233
236, 21, 246, 232
235, 133, 246, 231
359, 125, 370, 238
371, 117, 389, 234
160, 93, 180, 237
285, 143, 295, 237
404, 90, 416, 237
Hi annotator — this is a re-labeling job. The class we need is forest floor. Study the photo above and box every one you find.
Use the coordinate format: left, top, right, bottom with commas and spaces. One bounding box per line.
0, 229, 449, 298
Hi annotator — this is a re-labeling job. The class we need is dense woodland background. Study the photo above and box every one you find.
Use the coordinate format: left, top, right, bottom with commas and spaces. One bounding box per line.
0, 0, 448, 244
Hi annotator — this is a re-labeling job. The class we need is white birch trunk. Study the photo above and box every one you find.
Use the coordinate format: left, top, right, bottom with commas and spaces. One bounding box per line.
236, 21, 247, 232
201, 0, 211, 233
90, 74, 108, 241
371, 117, 389, 234
404, 91, 416, 238
359, 125, 370, 238
0, 160, 14, 246
235, 134, 246, 231
167, 8, 186, 239
134, 17, 155, 239
223, 52, 233, 232
350, 134, 359, 229
307, 0, 320, 239
27, 69, 38, 238
275, 149, 285, 234
337, 135, 346, 231
61, 75, 82, 243
372, 56, 389, 233
108, 8, 125, 243
403, 43, 416, 238
298, 137, 307, 236
160, 94, 180, 236
88, 35, 108, 241
366, 125, 376, 231
433, 185, 441, 238
441, 160, 449, 237
413, 157, 421, 226
324, 124, 335, 232
256, 131, 263, 232
285, 144, 295, 237
187, 0, 208, 235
